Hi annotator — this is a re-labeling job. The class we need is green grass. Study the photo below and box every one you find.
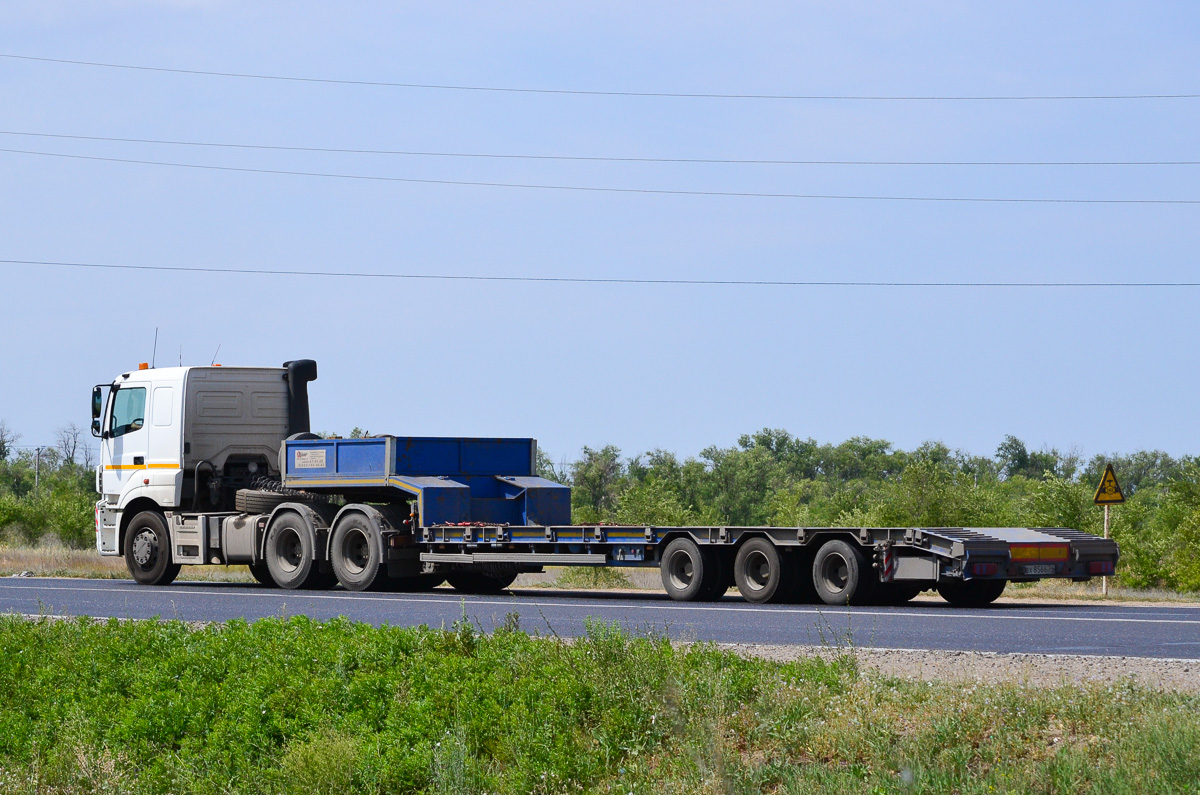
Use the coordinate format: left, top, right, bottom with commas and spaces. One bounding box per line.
1, 616, 1198, 794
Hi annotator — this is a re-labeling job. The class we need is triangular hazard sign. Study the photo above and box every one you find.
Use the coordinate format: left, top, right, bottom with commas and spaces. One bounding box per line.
1093, 464, 1125, 505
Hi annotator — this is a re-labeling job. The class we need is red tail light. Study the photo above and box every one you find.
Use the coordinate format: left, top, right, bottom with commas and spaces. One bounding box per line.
1088, 560, 1114, 575
969, 562, 999, 576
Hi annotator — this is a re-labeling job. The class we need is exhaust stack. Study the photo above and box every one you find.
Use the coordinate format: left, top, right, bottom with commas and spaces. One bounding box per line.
282, 359, 318, 436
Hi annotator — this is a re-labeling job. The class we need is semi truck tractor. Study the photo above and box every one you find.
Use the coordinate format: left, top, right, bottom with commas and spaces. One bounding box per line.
92, 359, 1119, 606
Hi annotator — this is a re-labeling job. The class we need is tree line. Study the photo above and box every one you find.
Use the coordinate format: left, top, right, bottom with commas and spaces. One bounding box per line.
537, 430, 1200, 591
2, 419, 1197, 590
0, 420, 96, 548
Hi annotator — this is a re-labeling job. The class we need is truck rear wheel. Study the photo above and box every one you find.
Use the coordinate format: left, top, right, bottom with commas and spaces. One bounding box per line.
937, 579, 1006, 607
265, 511, 325, 590
734, 537, 788, 604
123, 511, 181, 586
330, 513, 384, 591
659, 538, 716, 602
247, 562, 277, 587
813, 539, 874, 606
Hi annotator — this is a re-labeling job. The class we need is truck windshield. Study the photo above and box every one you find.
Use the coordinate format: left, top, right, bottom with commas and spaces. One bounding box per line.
110, 387, 147, 438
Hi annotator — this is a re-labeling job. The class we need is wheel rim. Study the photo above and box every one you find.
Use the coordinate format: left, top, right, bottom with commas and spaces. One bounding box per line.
275, 528, 303, 573
668, 551, 695, 590
742, 549, 771, 592
820, 553, 850, 593
132, 529, 157, 569
340, 528, 370, 575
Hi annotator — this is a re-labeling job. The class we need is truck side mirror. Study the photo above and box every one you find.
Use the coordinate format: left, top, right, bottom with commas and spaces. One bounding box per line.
91, 386, 104, 437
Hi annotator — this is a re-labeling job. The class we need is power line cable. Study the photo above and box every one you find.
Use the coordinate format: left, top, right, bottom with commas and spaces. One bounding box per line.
2, 130, 1195, 167
1, 52, 1196, 101
3, 147, 1196, 205
2, 258, 1196, 288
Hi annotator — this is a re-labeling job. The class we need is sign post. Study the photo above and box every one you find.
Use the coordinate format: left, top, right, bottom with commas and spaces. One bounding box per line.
1093, 464, 1125, 596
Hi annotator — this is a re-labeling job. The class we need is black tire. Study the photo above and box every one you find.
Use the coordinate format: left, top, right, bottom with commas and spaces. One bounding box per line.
659, 538, 716, 602
937, 579, 1007, 607
308, 565, 340, 590
235, 489, 296, 513
330, 513, 385, 592
734, 537, 789, 604
782, 550, 820, 604
699, 549, 734, 601
248, 561, 277, 587
123, 510, 181, 586
264, 510, 324, 590
813, 539, 875, 606
874, 583, 925, 605
445, 571, 517, 594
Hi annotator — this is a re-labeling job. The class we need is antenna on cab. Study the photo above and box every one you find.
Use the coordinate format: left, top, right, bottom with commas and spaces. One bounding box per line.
151, 328, 158, 368
211, 344, 222, 366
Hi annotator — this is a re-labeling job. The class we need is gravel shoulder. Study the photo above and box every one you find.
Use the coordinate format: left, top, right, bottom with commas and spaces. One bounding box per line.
722, 642, 1200, 692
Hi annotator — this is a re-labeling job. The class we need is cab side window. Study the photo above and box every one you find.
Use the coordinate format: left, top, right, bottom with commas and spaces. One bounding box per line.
110, 387, 147, 438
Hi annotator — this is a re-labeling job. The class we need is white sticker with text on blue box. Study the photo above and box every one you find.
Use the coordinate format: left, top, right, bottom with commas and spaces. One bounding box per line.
294, 449, 327, 469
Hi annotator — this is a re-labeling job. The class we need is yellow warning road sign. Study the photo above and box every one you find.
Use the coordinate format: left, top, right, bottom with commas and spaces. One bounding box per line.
1094, 464, 1125, 505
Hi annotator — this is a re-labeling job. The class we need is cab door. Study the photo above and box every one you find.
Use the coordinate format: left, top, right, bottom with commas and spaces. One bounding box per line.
146, 382, 183, 504
101, 382, 150, 501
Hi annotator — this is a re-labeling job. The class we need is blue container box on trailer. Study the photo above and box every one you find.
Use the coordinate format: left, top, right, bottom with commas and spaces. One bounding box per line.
281, 436, 572, 527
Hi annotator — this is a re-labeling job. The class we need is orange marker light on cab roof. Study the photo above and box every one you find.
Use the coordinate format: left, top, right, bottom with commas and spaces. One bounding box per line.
212, 363, 222, 366
138, 362, 149, 370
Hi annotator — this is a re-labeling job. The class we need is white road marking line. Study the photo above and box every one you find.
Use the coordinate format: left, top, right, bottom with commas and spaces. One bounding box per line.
3, 581, 1200, 626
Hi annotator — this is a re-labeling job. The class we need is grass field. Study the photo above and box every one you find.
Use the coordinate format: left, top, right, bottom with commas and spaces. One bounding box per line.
0, 614, 1197, 794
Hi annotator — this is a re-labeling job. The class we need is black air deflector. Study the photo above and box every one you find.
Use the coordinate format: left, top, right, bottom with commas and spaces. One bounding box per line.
282, 359, 318, 436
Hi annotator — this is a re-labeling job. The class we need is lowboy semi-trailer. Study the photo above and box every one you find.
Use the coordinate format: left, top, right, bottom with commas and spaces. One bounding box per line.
91, 359, 1119, 607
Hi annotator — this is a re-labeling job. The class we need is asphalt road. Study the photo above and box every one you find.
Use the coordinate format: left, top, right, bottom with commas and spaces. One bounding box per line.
3, 577, 1199, 659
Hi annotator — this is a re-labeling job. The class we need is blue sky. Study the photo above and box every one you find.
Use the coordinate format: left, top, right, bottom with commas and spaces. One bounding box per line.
1, 2, 1197, 465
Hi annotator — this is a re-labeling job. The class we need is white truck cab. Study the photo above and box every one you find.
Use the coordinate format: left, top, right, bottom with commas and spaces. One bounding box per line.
92, 360, 318, 581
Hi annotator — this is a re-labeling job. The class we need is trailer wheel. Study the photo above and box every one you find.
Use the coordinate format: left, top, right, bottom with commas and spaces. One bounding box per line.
264, 510, 322, 590
782, 550, 820, 604
247, 562, 277, 587
937, 579, 1006, 607
123, 511, 181, 586
734, 538, 788, 604
659, 538, 716, 602
699, 549, 734, 601
874, 583, 924, 605
330, 513, 384, 591
445, 571, 517, 594
813, 539, 874, 605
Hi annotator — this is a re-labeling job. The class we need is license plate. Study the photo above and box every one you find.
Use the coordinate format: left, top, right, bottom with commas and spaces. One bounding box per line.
1021, 564, 1056, 576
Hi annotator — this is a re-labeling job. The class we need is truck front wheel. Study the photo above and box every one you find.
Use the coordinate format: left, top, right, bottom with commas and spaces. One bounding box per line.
330, 514, 384, 592
123, 511, 181, 586
813, 539, 874, 606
